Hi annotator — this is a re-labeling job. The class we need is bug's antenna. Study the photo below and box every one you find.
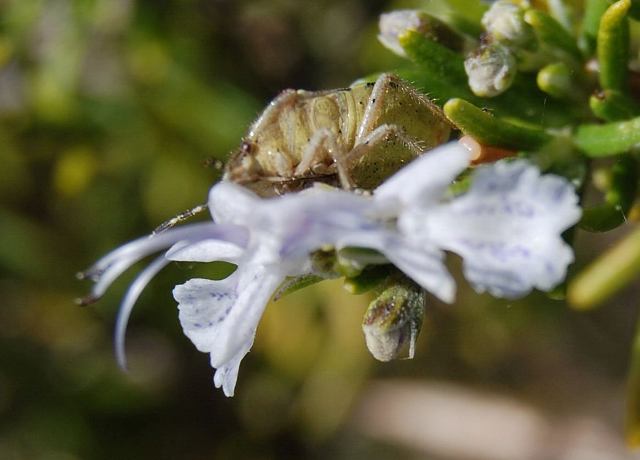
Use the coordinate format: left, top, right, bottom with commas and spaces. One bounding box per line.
152, 203, 209, 235
202, 157, 225, 171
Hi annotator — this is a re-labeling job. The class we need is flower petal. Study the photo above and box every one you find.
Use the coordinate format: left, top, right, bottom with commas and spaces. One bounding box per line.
115, 255, 171, 370
81, 222, 248, 299
255, 187, 373, 262
173, 275, 254, 397
206, 264, 285, 367
374, 142, 472, 207
212, 336, 253, 397
337, 231, 455, 303
166, 239, 244, 263
174, 275, 239, 353
384, 238, 456, 303
378, 10, 425, 58
241, 183, 458, 302
173, 263, 284, 369
209, 181, 260, 224
423, 160, 581, 298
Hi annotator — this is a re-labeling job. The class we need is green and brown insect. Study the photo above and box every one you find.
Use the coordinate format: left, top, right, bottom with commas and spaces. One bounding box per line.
224, 73, 452, 196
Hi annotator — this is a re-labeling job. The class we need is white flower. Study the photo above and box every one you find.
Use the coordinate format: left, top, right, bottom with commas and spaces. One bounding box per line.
81, 142, 581, 397
464, 43, 517, 97
373, 143, 581, 298
418, 161, 581, 297
481, 0, 533, 47
378, 10, 430, 57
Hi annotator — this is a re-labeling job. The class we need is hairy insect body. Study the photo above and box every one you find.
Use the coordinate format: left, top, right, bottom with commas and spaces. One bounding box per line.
252, 85, 371, 176
225, 74, 451, 196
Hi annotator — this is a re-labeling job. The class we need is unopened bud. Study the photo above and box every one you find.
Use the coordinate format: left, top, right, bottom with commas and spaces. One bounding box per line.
310, 248, 339, 277
362, 278, 425, 362
482, 0, 534, 48
537, 62, 575, 99
464, 42, 517, 97
378, 10, 462, 57
343, 265, 393, 295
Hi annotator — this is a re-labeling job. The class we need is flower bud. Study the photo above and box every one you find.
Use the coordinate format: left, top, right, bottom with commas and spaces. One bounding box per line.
482, 0, 534, 48
464, 42, 517, 97
537, 62, 575, 99
378, 10, 462, 57
310, 248, 340, 277
362, 278, 425, 362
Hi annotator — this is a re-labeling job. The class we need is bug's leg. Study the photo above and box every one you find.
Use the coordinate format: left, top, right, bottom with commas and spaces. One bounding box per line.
328, 134, 355, 190
344, 123, 425, 190
356, 73, 452, 149
334, 154, 355, 190
294, 129, 354, 189
152, 203, 209, 235
294, 128, 335, 176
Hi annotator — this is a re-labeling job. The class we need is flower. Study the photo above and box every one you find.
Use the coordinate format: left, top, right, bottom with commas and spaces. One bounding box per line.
378, 10, 462, 57
378, 10, 426, 57
80, 142, 581, 396
481, 0, 534, 48
464, 42, 517, 97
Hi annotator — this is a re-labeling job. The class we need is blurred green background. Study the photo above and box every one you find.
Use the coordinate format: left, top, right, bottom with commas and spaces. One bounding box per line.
1, 0, 638, 458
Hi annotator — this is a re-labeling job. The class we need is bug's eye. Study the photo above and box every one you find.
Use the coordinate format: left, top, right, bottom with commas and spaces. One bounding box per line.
241, 141, 255, 154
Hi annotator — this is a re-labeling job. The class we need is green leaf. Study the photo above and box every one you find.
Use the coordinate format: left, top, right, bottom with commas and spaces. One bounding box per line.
546, 0, 578, 33
399, 30, 473, 101
598, 0, 631, 92
580, 155, 638, 231
524, 9, 583, 62
343, 265, 394, 295
443, 98, 552, 150
443, 0, 488, 24
575, 116, 640, 156
568, 226, 640, 309
590, 89, 640, 121
582, 0, 614, 54
537, 62, 585, 100
274, 274, 327, 301
399, 30, 577, 126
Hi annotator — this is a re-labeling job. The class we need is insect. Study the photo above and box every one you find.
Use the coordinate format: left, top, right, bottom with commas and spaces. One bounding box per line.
224, 73, 452, 196
153, 74, 451, 231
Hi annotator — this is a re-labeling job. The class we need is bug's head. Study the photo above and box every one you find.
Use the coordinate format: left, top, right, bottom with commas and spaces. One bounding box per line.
223, 140, 264, 182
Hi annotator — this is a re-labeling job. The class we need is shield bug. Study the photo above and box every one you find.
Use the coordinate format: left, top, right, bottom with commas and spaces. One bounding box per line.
224, 73, 452, 196
153, 74, 451, 230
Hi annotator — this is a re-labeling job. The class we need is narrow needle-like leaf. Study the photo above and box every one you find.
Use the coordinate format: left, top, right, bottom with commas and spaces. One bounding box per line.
524, 9, 583, 62
443, 98, 551, 150
568, 226, 640, 309
575, 116, 640, 156
598, 0, 631, 92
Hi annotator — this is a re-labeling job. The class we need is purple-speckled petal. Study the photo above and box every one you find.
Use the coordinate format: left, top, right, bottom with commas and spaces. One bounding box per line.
174, 275, 239, 353
174, 273, 262, 397
173, 262, 284, 378
422, 160, 581, 298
